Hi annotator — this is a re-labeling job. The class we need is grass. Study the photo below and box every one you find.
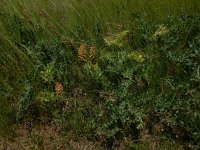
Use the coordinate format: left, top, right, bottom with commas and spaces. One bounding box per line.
1, 0, 200, 149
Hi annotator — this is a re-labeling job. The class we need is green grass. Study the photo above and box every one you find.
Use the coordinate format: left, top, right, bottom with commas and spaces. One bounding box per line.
0, 0, 200, 149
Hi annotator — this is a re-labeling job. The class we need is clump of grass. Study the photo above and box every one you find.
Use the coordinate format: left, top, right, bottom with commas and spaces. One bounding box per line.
1, 0, 200, 149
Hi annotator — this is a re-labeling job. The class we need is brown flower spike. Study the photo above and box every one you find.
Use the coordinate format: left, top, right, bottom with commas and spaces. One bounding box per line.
78, 43, 86, 63
55, 82, 63, 96
90, 46, 96, 63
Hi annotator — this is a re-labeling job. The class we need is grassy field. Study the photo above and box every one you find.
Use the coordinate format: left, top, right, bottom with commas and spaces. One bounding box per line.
1, 0, 200, 149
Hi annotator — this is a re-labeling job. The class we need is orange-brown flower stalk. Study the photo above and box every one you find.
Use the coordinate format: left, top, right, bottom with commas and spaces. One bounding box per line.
78, 43, 86, 63
90, 46, 96, 63
55, 82, 63, 96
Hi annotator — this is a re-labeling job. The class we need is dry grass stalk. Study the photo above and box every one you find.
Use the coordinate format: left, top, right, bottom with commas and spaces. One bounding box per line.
78, 43, 86, 63
55, 82, 63, 96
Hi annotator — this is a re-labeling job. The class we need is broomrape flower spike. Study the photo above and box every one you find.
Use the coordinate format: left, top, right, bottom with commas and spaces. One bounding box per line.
90, 46, 96, 63
55, 82, 63, 96
78, 43, 87, 63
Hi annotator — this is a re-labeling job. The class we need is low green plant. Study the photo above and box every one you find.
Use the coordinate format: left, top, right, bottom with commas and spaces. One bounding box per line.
1, 0, 200, 149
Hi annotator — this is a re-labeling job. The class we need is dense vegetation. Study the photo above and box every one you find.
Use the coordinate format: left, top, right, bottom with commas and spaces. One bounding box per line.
1, 0, 200, 149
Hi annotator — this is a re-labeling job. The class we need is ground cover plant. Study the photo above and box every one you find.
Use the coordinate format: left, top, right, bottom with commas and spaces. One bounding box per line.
1, 0, 200, 149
